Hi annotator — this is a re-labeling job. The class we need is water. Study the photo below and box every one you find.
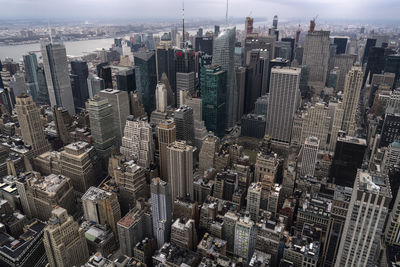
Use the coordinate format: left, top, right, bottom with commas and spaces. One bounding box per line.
0, 38, 115, 61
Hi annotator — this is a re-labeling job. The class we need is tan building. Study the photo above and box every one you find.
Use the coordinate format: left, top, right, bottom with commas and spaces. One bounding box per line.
254, 152, 279, 183
60, 141, 97, 194
157, 120, 176, 181
15, 94, 51, 156
82, 186, 121, 235
43, 207, 89, 267
16, 172, 75, 220
33, 151, 61, 176
199, 134, 219, 171
171, 218, 197, 251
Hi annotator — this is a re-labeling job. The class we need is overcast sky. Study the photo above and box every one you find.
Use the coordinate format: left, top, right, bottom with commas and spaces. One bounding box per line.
1, 0, 399, 22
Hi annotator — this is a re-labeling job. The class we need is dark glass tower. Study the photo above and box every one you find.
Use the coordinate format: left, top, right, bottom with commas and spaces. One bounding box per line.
23, 53, 39, 102
116, 68, 136, 93
70, 61, 89, 112
333, 37, 348, 54
97, 63, 113, 89
385, 54, 400, 88
134, 51, 157, 116
195, 37, 213, 55
200, 65, 227, 137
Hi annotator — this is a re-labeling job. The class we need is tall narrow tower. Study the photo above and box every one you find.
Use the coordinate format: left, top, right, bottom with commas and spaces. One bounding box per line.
15, 94, 51, 156
151, 178, 172, 248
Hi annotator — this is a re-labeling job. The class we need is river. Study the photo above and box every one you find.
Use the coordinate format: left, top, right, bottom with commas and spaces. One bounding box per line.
0, 38, 115, 61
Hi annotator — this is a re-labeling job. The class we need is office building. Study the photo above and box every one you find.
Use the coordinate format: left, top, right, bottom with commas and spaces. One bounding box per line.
266, 67, 301, 145
82, 186, 121, 235
43, 207, 89, 267
41, 42, 75, 114
335, 170, 391, 267
16, 172, 75, 221
156, 83, 167, 113
245, 17, 254, 35
234, 214, 256, 261
157, 120, 176, 181
199, 134, 219, 171
155, 43, 175, 90
283, 237, 320, 267
386, 178, 400, 246
384, 54, 400, 89
195, 37, 213, 55
303, 31, 330, 87
60, 141, 97, 194
117, 202, 153, 257
380, 113, 400, 148
98, 89, 130, 145
151, 178, 172, 248
212, 27, 237, 128
167, 141, 194, 200
174, 105, 194, 145
120, 116, 154, 169
200, 65, 227, 137
86, 97, 116, 162
15, 94, 51, 156
70, 60, 89, 112
382, 141, 400, 174
116, 68, 136, 93
176, 72, 195, 103
329, 133, 367, 187
171, 218, 197, 251
341, 67, 363, 135
333, 37, 348, 54
23, 53, 39, 102
134, 51, 157, 115
36, 65, 50, 105
246, 182, 262, 221
332, 54, 356, 92
300, 137, 319, 177
241, 114, 266, 139
87, 74, 104, 98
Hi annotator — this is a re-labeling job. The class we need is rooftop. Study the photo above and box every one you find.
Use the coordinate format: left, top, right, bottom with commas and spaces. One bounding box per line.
29, 173, 69, 193
82, 186, 113, 201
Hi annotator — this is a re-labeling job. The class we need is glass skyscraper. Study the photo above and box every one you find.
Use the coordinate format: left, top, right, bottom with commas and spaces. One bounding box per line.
134, 51, 157, 116
70, 60, 89, 112
212, 27, 236, 129
200, 65, 227, 137
23, 53, 39, 102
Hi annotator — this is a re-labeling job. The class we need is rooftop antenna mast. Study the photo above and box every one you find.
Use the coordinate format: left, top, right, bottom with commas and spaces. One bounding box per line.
182, 0, 185, 47
48, 21, 53, 43
225, 0, 229, 26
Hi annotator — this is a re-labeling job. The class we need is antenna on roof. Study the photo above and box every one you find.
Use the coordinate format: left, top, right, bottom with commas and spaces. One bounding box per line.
182, 0, 185, 48
225, 0, 229, 26
48, 21, 53, 43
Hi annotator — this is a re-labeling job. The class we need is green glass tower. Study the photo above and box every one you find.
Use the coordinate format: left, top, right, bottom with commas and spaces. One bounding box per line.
200, 65, 227, 137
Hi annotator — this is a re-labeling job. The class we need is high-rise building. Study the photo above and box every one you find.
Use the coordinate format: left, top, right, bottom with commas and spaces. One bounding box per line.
155, 43, 175, 90
23, 53, 39, 102
384, 54, 400, 89
244, 50, 263, 114
303, 31, 330, 87
157, 120, 176, 181
266, 67, 301, 145
386, 178, 400, 246
195, 37, 213, 55
134, 51, 157, 115
329, 133, 367, 187
335, 170, 391, 267
167, 141, 194, 200
70, 60, 89, 112
382, 141, 400, 174
273, 15, 278, 29
116, 68, 136, 93
223, 211, 239, 254
44, 207, 89, 267
300, 137, 319, 177
171, 218, 197, 251
200, 65, 227, 137
151, 178, 172, 248
176, 72, 195, 103
174, 105, 194, 145
36, 65, 50, 105
87, 74, 104, 98
98, 89, 130, 146
86, 96, 116, 162
156, 83, 167, 113
82, 186, 121, 235
15, 94, 51, 156
234, 214, 257, 261
120, 116, 154, 169
212, 27, 237, 128
333, 37, 348, 54
41, 42, 75, 114
245, 17, 254, 35
246, 182, 262, 221
380, 113, 400, 148
199, 134, 219, 171
332, 54, 356, 92
16, 172, 75, 221
60, 141, 97, 194
341, 66, 363, 135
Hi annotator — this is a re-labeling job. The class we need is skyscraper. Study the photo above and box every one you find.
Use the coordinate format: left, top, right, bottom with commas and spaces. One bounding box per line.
273, 15, 278, 29
332, 54, 356, 92
15, 94, 51, 156
43, 207, 89, 267
82, 186, 121, 235
86, 96, 116, 162
167, 141, 194, 200
300, 137, 319, 177
200, 65, 227, 137
157, 120, 176, 181
134, 51, 157, 115
87, 74, 104, 98
333, 37, 348, 54
41, 41, 75, 114
266, 67, 301, 145
120, 116, 154, 169
98, 89, 130, 146
70, 60, 89, 112
335, 170, 391, 267
151, 178, 172, 248
341, 66, 363, 135
303, 31, 330, 87
212, 27, 237, 128
246, 182, 262, 221
116, 68, 136, 93
174, 105, 194, 145
23, 53, 39, 102
156, 83, 167, 113
234, 214, 256, 261
245, 17, 254, 35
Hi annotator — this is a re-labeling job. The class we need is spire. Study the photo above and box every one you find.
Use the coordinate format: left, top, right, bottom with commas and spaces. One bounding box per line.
48, 21, 53, 43
182, 0, 185, 47
225, 0, 229, 26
